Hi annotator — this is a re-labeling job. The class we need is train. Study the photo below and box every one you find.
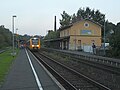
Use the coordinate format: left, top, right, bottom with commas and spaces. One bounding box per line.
26, 37, 41, 50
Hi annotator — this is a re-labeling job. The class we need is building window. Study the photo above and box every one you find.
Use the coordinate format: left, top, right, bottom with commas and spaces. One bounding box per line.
78, 40, 81, 46
67, 30, 69, 36
64, 31, 65, 36
84, 22, 89, 28
80, 30, 92, 35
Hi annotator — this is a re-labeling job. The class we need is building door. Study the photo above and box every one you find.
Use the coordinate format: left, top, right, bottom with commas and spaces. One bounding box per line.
63, 41, 66, 50
78, 40, 81, 50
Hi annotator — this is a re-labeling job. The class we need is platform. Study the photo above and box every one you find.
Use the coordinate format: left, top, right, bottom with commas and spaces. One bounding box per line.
0, 49, 65, 90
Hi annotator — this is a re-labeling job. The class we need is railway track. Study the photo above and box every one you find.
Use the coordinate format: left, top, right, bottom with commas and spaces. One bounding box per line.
32, 50, 111, 90
42, 48, 120, 75
66, 54, 120, 75
40, 49, 120, 90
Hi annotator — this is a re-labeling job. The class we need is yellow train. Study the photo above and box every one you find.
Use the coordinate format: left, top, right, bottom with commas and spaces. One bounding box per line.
27, 37, 40, 50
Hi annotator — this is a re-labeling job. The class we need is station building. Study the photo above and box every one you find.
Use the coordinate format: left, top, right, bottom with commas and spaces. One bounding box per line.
45, 19, 102, 53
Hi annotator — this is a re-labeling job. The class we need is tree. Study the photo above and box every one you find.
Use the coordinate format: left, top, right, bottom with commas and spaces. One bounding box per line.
109, 22, 120, 58
85, 7, 91, 19
0, 26, 12, 48
44, 30, 60, 40
76, 7, 105, 25
77, 8, 85, 20
60, 7, 105, 28
105, 22, 116, 42
94, 10, 105, 25
71, 13, 77, 23
60, 11, 71, 27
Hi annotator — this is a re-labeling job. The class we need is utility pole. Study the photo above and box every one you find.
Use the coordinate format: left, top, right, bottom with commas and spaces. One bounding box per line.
12, 15, 17, 57
103, 17, 106, 56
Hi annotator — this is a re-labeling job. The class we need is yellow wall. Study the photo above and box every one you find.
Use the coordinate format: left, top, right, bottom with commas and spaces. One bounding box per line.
70, 36, 101, 46
70, 20, 101, 36
70, 20, 101, 46
60, 28, 70, 37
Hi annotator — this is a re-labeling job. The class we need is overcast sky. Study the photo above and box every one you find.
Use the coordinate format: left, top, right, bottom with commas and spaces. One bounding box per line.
0, 0, 120, 36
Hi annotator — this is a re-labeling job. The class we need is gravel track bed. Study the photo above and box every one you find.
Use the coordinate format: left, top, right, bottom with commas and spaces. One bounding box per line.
36, 52, 99, 90
41, 50, 120, 90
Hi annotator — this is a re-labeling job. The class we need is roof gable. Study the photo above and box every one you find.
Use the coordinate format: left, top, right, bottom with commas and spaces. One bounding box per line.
58, 24, 72, 31
58, 19, 102, 31
73, 19, 102, 27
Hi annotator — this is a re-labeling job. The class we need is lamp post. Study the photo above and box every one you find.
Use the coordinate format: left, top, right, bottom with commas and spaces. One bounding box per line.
12, 15, 17, 57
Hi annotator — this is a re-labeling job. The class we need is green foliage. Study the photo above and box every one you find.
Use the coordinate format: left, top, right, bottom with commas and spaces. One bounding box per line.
105, 21, 116, 42
19, 34, 31, 41
60, 7, 105, 27
0, 49, 19, 84
109, 22, 120, 58
71, 13, 77, 23
60, 11, 71, 27
44, 30, 60, 40
0, 26, 12, 48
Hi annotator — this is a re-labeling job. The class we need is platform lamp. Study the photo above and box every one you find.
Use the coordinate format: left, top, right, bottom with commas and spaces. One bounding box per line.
12, 15, 17, 57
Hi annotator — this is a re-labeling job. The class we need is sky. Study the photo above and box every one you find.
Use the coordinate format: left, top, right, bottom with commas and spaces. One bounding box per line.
0, 0, 120, 36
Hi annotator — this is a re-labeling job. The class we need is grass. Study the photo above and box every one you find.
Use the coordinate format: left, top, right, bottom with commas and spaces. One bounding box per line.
0, 49, 19, 85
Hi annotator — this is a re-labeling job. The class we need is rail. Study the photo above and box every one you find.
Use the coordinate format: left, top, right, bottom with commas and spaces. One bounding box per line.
41, 48, 120, 68
33, 51, 77, 90
35, 50, 111, 90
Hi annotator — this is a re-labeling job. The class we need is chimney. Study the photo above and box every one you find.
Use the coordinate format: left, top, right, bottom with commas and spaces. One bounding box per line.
54, 16, 56, 31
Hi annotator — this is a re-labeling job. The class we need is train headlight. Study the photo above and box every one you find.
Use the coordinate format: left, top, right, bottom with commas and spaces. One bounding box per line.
32, 45, 34, 47
37, 45, 39, 47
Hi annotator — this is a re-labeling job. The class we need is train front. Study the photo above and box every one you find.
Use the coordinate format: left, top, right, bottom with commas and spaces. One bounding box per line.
30, 38, 40, 50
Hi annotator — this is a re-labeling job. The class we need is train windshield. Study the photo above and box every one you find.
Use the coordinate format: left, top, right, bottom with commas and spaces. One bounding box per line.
32, 38, 39, 45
